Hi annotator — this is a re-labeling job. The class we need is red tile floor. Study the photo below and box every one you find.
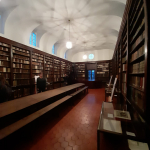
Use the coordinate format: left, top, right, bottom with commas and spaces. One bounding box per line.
3, 89, 105, 150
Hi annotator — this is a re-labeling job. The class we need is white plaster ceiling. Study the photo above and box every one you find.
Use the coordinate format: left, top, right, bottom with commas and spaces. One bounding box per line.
0, 0, 126, 61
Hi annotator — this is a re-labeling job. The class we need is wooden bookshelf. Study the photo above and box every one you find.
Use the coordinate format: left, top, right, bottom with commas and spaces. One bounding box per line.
112, 0, 150, 124
97, 62, 109, 80
0, 42, 11, 86
74, 63, 85, 81
0, 36, 72, 100
12, 46, 31, 98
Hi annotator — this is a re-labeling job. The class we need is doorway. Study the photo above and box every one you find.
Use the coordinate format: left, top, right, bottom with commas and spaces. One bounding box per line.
88, 70, 95, 81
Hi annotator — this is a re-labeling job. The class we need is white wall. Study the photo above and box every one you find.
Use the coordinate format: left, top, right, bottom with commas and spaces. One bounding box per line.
71, 49, 114, 62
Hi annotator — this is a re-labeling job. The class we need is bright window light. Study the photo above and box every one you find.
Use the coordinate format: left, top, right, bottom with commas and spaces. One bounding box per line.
89, 54, 94, 59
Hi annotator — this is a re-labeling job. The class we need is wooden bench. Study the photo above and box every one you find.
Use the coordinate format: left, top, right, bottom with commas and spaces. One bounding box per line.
70, 86, 88, 96
0, 96, 72, 140
0, 83, 86, 139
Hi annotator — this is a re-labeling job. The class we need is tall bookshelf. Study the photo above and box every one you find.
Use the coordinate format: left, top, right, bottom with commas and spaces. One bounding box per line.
74, 63, 85, 81
97, 62, 109, 80
0, 42, 11, 85
121, 22, 127, 96
128, 0, 145, 113
32, 52, 44, 84
53, 58, 61, 88
45, 55, 53, 90
112, 0, 150, 122
12, 46, 30, 98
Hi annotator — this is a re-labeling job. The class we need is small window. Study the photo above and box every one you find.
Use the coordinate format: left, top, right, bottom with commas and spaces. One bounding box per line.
89, 54, 94, 59
30, 33, 36, 46
52, 45, 55, 54
64, 52, 67, 59
88, 70, 95, 81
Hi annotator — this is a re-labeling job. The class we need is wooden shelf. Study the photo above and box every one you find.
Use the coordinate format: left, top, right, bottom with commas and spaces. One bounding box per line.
13, 52, 30, 57
129, 73, 144, 75
130, 38, 145, 55
130, 54, 145, 64
129, 85, 144, 92
130, 6, 144, 36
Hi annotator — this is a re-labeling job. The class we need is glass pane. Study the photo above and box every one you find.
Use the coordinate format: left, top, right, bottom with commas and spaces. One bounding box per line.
88, 70, 91, 80
91, 70, 95, 81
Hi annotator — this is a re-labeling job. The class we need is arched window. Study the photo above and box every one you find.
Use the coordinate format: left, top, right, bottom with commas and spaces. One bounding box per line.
30, 32, 36, 46
52, 45, 55, 54
64, 52, 67, 59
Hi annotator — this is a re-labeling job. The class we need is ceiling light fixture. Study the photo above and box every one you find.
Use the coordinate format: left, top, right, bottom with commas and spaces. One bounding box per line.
83, 55, 87, 59
66, 20, 72, 49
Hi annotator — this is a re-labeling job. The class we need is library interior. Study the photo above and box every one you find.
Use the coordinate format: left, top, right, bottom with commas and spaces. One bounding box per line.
0, 0, 150, 149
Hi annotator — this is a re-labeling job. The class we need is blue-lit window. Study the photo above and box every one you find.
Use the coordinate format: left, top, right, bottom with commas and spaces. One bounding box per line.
64, 52, 67, 59
30, 33, 36, 46
52, 45, 55, 54
88, 70, 95, 81
89, 54, 94, 59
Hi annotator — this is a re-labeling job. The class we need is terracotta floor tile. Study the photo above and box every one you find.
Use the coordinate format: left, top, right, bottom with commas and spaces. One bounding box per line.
6, 89, 105, 150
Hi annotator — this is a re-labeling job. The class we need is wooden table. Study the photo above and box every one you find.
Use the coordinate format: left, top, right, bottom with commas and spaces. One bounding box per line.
0, 83, 85, 118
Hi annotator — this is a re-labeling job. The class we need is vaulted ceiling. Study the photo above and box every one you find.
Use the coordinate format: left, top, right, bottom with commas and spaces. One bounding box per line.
0, 0, 126, 61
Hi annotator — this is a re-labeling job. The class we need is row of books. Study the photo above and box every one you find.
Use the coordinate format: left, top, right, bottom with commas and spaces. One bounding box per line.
0, 56, 9, 61
77, 74, 85, 77
130, 4, 143, 33
46, 62, 53, 65
122, 83, 126, 94
0, 67, 10, 72
54, 78, 61, 82
130, 45, 145, 62
130, 19, 144, 43
32, 55, 44, 60
130, 31, 145, 52
45, 68, 53, 71
13, 68, 30, 73
78, 71, 85, 73
0, 42, 10, 47
130, 60, 145, 73
122, 64, 127, 71
13, 80, 30, 86
45, 64, 53, 68
122, 41, 127, 50
32, 70, 42, 73
46, 74, 53, 78
130, 0, 142, 19
13, 59, 30, 64
45, 71, 53, 74
13, 88, 30, 99
122, 47, 127, 56
129, 76, 144, 89
122, 34, 127, 44
0, 61, 9, 67
33, 53, 43, 57
129, 87, 144, 112
13, 63, 30, 69
13, 54, 30, 60
0, 72, 10, 78
32, 65, 43, 69
97, 71, 109, 74
12, 47, 30, 54
32, 62, 42, 66
32, 59, 43, 63
13, 50, 30, 57
122, 73, 126, 82
0, 46, 9, 52
14, 74, 30, 79
122, 55, 127, 63
0, 51, 9, 56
